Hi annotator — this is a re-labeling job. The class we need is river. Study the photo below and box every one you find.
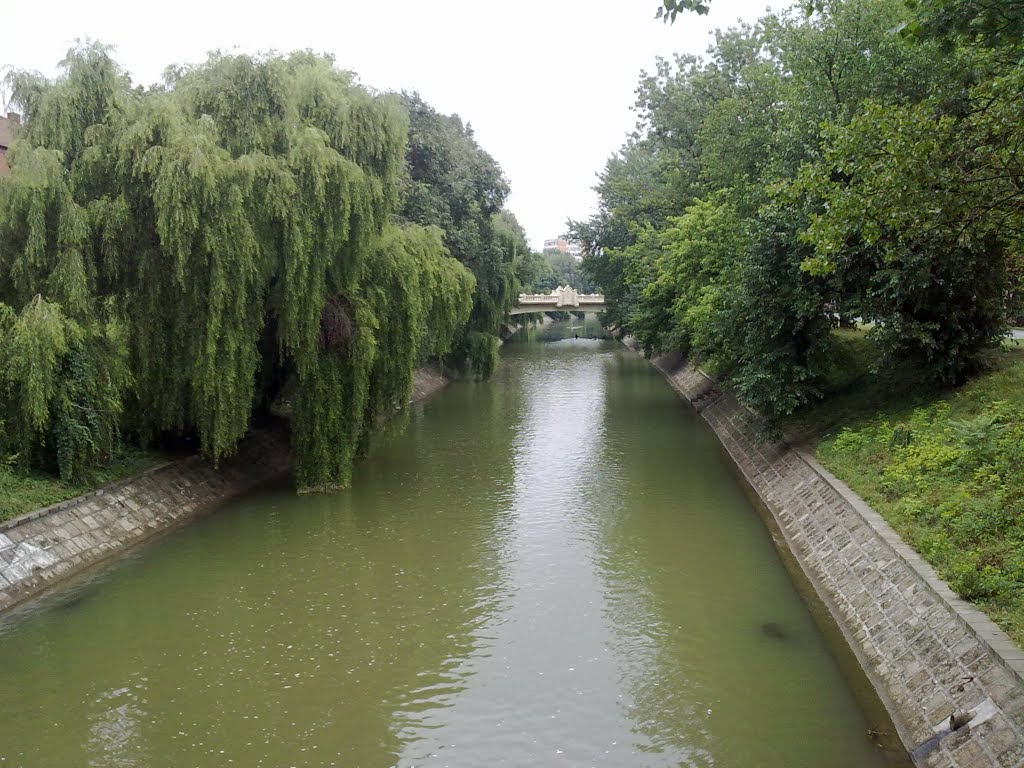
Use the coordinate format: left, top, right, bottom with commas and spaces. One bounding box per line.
0, 320, 907, 767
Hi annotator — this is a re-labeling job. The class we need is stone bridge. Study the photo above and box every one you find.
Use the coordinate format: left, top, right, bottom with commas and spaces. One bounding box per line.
511, 286, 606, 316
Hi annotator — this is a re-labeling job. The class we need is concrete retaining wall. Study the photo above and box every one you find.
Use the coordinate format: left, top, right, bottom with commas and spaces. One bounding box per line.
645, 349, 1024, 768
0, 367, 452, 616
0, 430, 292, 614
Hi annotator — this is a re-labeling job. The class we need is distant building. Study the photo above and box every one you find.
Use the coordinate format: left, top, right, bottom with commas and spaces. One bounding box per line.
542, 237, 582, 259
0, 112, 21, 176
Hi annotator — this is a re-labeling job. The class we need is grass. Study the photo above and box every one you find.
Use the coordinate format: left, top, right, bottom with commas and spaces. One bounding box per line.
0, 448, 164, 523
782, 331, 1024, 647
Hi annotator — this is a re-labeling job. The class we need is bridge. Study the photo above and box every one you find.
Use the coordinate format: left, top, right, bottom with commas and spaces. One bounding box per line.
511, 286, 606, 316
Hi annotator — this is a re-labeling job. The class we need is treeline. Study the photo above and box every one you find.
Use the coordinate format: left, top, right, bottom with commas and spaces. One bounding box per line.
0, 45, 532, 490
516, 248, 597, 294
575, 0, 1023, 420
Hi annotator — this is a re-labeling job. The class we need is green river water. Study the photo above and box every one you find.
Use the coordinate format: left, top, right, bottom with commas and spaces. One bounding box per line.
0, 321, 907, 767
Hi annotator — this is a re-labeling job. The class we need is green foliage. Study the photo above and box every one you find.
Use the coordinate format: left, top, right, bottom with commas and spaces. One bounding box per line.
514, 248, 555, 293
416, 228, 477, 360
582, 0, 1022, 421
656, 0, 711, 22
359, 225, 473, 442
533, 250, 594, 294
398, 93, 518, 373
655, 0, 1019, 43
0, 448, 158, 523
799, 69, 1020, 384
292, 300, 376, 493
0, 46, 481, 490
816, 352, 1024, 642
462, 331, 500, 380
0, 297, 72, 461
0, 297, 130, 481
896, 0, 1024, 47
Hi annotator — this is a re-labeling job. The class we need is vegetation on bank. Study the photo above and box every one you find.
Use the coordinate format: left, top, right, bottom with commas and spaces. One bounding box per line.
0, 46, 539, 492
575, 0, 1023, 638
574, 0, 1022, 424
0, 447, 160, 522
780, 333, 1024, 646
516, 248, 598, 294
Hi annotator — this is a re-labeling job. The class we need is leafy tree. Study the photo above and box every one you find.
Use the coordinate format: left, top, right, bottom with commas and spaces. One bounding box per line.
896, 0, 1024, 47
535, 250, 595, 293
0, 45, 476, 490
657, 0, 1023, 48
514, 249, 555, 293
584, 0, 1019, 419
800, 83, 1020, 383
398, 92, 517, 375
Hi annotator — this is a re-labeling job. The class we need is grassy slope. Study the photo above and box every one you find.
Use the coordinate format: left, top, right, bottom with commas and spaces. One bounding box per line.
0, 449, 162, 523
784, 331, 1024, 647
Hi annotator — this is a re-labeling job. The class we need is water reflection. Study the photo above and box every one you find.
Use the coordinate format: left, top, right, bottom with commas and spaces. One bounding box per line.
395, 338, 626, 767
591, 350, 888, 767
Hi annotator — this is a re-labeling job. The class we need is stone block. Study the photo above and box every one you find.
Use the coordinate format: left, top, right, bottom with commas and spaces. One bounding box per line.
997, 740, 1024, 768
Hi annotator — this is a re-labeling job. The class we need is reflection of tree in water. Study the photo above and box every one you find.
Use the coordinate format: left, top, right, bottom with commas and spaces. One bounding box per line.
513, 316, 610, 344
274, 373, 523, 765
374, 372, 525, 757
0, 376, 522, 768
0, 338, 894, 768
396, 336, 628, 766
588, 351, 716, 766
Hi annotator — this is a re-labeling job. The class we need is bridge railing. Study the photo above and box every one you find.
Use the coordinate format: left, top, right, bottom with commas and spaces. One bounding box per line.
515, 294, 606, 304
513, 287, 605, 313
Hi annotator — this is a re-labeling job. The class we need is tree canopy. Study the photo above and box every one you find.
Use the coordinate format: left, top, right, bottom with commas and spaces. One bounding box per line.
578, 0, 1022, 421
0, 45, 493, 490
397, 92, 523, 377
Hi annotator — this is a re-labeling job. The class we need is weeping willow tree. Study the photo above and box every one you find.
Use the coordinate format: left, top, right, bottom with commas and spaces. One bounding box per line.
0, 43, 474, 490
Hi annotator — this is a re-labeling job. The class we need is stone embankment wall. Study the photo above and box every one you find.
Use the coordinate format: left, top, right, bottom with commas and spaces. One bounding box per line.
0, 431, 292, 614
640, 345, 1024, 768
0, 367, 452, 616
410, 366, 450, 402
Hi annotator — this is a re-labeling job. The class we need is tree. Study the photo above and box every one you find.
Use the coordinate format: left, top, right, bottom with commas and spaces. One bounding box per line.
585, 0, 1019, 419
0, 46, 476, 490
398, 92, 518, 377
799, 89, 1020, 383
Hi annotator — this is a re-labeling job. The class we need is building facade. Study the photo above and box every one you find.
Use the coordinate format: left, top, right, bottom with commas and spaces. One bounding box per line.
542, 237, 582, 259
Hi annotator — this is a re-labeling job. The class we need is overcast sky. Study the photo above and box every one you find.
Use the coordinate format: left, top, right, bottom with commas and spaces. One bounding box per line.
4, 0, 777, 250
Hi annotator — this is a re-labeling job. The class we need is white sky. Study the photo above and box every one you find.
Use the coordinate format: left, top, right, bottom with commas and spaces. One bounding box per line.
3, 0, 776, 250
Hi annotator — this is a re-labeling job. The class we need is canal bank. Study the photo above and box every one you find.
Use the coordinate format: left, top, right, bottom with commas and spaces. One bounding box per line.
0, 366, 452, 615
634, 341, 1024, 768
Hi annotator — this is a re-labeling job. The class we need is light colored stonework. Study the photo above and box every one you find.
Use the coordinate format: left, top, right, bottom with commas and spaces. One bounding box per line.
410, 366, 450, 403
642, 347, 1024, 768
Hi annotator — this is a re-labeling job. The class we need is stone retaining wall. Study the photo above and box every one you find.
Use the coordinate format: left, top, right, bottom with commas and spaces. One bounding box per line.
0, 367, 452, 616
646, 350, 1024, 768
410, 366, 450, 402
0, 430, 292, 614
